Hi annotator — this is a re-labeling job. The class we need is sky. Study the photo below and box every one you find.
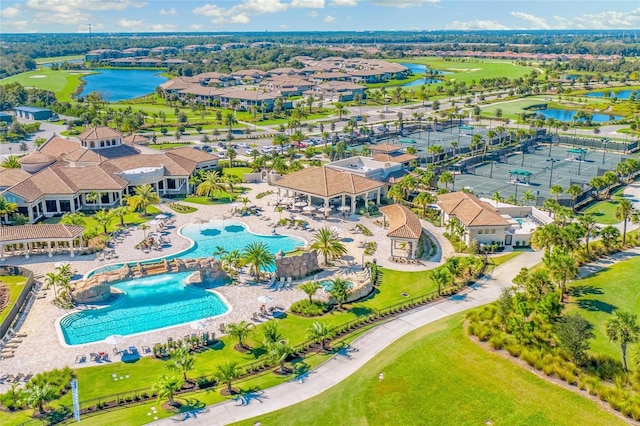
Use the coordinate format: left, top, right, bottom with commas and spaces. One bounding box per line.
1, 0, 640, 33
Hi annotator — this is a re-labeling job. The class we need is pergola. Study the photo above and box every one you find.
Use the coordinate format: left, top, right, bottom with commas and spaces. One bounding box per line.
379, 204, 422, 259
566, 148, 587, 161
508, 169, 532, 184
272, 166, 386, 215
0, 224, 85, 261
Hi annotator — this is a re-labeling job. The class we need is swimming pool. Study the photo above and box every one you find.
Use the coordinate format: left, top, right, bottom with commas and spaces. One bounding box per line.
59, 272, 229, 346
320, 280, 354, 291
88, 220, 306, 277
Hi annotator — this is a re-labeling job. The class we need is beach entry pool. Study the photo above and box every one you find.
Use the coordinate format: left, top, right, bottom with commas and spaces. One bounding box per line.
59, 272, 228, 345
89, 220, 306, 276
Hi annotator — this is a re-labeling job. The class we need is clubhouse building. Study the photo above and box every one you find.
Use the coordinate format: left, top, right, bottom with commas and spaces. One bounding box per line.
0, 127, 218, 224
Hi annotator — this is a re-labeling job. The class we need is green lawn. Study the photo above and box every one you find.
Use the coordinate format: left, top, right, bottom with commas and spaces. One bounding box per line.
234, 313, 624, 426
223, 167, 252, 179
581, 187, 626, 224
566, 255, 640, 360
34, 55, 84, 64
42, 207, 162, 235
0, 276, 27, 325
478, 97, 552, 119
0, 68, 97, 102
147, 142, 194, 150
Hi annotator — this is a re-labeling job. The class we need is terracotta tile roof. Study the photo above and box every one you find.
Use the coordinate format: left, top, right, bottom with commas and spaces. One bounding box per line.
51, 163, 128, 191
39, 136, 81, 157
62, 147, 104, 163
369, 143, 402, 154
122, 134, 149, 145
379, 204, 422, 240
9, 167, 74, 201
437, 192, 510, 227
107, 154, 195, 176
0, 167, 31, 188
371, 153, 418, 164
274, 166, 384, 198
165, 147, 219, 163
77, 126, 123, 141
18, 151, 56, 165
0, 224, 85, 243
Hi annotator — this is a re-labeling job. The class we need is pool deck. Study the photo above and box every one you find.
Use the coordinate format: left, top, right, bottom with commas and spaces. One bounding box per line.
0, 182, 444, 390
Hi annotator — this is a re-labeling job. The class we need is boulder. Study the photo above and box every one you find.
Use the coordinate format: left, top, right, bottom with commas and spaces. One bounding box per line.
73, 279, 112, 304
186, 271, 203, 284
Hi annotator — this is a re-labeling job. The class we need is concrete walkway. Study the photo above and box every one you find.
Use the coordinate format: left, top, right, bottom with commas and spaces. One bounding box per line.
150, 250, 543, 426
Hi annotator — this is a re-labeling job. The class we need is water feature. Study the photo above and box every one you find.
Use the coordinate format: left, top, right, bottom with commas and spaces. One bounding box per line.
586, 90, 636, 100
535, 108, 623, 123
40, 59, 84, 67
59, 272, 228, 345
399, 62, 450, 87
76, 69, 169, 102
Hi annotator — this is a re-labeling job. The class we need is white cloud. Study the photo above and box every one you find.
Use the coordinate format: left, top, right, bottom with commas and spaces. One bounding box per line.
0, 6, 20, 18
370, 0, 439, 8
330, 0, 356, 5
193, 0, 288, 24
159, 8, 176, 15
25, 0, 145, 13
34, 11, 91, 25
235, 0, 287, 15
553, 8, 640, 29
323, 15, 335, 22
511, 11, 550, 29
149, 23, 176, 31
227, 13, 251, 24
308, 11, 318, 17
291, 0, 325, 8
190, 24, 203, 30
117, 19, 143, 28
3, 19, 29, 29
77, 22, 103, 32
280, 24, 288, 28
445, 20, 509, 30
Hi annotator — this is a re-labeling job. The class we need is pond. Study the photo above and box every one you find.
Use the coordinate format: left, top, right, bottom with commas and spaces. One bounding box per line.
535, 108, 623, 123
586, 90, 636, 100
77, 69, 169, 102
399, 62, 450, 87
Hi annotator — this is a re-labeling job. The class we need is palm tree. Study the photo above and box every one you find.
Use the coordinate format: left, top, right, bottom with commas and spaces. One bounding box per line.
127, 184, 160, 214
431, 267, 451, 296
44, 271, 61, 298
242, 241, 275, 280
578, 214, 599, 256
261, 321, 282, 346
212, 245, 227, 259
299, 281, 322, 303
267, 340, 295, 374
226, 147, 237, 167
631, 210, 640, 245
328, 277, 350, 310
23, 382, 55, 415
543, 247, 578, 301
413, 192, 435, 216
60, 212, 86, 226
565, 184, 583, 213
0, 196, 18, 226
0, 155, 21, 169
550, 184, 564, 202
92, 209, 114, 234
615, 199, 633, 245
112, 206, 130, 227
216, 361, 242, 395
310, 227, 348, 265
226, 321, 253, 350
307, 321, 335, 351
334, 102, 347, 119
140, 223, 150, 240
606, 310, 640, 371
223, 112, 237, 134
438, 171, 453, 191
167, 345, 196, 381
85, 191, 103, 211
152, 375, 183, 407
196, 170, 226, 199
491, 192, 503, 207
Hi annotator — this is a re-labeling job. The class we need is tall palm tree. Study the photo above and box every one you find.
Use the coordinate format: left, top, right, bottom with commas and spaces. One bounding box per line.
606, 310, 640, 371
195, 170, 226, 200
242, 241, 275, 280
167, 345, 196, 381
631, 210, 640, 245
328, 278, 350, 310
267, 340, 295, 374
491, 192, 503, 207
521, 190, 536, 206
438, 171, 453, 191
578, 214, 599, 256
307, 321, 335, 351
543, 247, 578, 301
23, 382, 55, 414
615, 199, 634, 245
310, 227, 348, 265
0, 196, 18, 226
225, 321, 253, 350
112, 206, 130, 227
565, 184, 583, 213
224, 112, 237, 134
413, 192, 435, 216
216, 361, 241, 395
152, 375, 183, 407
299, 281, 322, 303
431, 267, 451, 296
550, 184, 564, 202
127, 184, 160, 214
92, 209, 114, 234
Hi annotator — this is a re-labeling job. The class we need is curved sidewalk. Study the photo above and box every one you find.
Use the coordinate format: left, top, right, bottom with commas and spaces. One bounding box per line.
150, 250, 543, 426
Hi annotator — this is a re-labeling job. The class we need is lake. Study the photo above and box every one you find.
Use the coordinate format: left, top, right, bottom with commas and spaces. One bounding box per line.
586, 90, 636, 100
399, 62, 450, 87
536, 108, 623, 123
77, 69, 169, 102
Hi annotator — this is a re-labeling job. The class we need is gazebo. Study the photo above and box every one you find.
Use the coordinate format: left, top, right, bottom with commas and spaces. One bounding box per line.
0, 224, 85, 261
508, 169, 532, 185
566, 148, 587, 162
379, 204, 422, 259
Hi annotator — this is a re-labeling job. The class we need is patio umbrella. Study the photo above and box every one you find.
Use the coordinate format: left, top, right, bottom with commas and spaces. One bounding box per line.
330, 226, 342, 235
105, 334, 124, 347
189, 321, 208, 330
155, 214, 168, 220
293, 216, 305, 221
148, 219, 160, 226
294, 201, 307, 207
338, 206, 352, 212
257, 295, 273, 304
302, 205, 316, 212
54, 261, 70, 268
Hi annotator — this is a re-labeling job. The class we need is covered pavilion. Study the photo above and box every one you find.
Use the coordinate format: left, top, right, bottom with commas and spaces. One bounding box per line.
566, 148, 587, 162
379, 204, 422, 259
0, 224, 85, 261
271, 166, 386, 215
508, 169, 532, 184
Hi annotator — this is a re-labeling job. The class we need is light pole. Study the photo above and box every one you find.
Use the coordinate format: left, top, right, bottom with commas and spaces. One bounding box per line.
602, 139, 609, 164
514, 180, 519, 200
489, 159, 494, 179
547, 158, 558, 188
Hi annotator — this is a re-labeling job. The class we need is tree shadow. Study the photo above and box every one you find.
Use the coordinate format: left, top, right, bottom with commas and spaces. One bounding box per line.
569, 285, 604, 298
42, 405, 71, 424
576, 299, 616, 313
249, 347, 267, 358
349, 306, 373, 317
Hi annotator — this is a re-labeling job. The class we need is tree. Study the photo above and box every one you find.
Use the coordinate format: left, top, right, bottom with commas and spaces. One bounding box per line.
1, 155, 21, 169
23, 382, 55, 415
599, 225, 620, 251
127, 184, 160, 214
261, 321, 282, 346
167, 345, 195, 381
242, 241, 275, 280
112, 206, 130, 227
307, 321, 335, 351
0, 196, 18, 226
223, 111, 237, 134
550, 184, 564, 202
566, 184, 583, 213
578, 214, 599, 256
226, 147, 237, 167
299, 281, 322, 303
431, 267, 451, 296
615, 199, 633, 245
631, 210, 640, 245
152, 375, 183, 407
543, 247, 578, 301
216, 361, 241, 395
267, 339, 295, 374
334, 102, 347, 119
310, 227, 348, 265
328, 277, 350, 310
226, 321, 253, 350
60, 211, 86, 226
413, 191, 435, 216
521, 190, 536, 206
554, 313, 594, 365
439, 171, 453, 191
195, 170, 226, 199
491, 191, 503, 207
606, 310, 640, 371
92, 209, 113, 234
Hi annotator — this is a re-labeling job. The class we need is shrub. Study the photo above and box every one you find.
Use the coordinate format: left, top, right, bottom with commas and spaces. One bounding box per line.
488, 334, 507, 350
290, 300, 330, 316
256, 190, 273, 199
504, 342, 522, 358
168, 203, 197, 214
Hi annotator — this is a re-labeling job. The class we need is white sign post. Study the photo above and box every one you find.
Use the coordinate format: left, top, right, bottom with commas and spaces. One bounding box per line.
71, 378, 80, 422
